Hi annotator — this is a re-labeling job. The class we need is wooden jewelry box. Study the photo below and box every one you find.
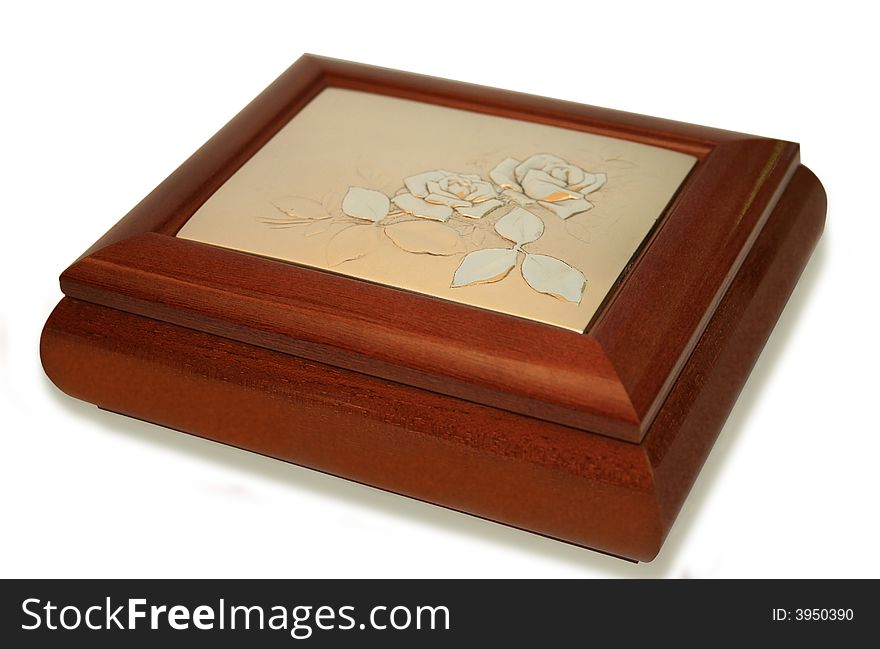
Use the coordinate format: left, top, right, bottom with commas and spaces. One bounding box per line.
41, 54, 825, 561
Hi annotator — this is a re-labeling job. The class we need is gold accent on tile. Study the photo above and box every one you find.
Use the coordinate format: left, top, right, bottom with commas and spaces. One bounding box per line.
177, 88, 696, 333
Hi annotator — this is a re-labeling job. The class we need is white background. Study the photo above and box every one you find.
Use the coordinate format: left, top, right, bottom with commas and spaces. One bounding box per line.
2, 1, 877, 578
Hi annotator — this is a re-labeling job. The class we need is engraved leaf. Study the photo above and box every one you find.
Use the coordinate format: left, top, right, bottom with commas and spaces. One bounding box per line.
260, 218, 321, 228
602, 156, 636, 170
565, 219, 592, 244
272, 195, 328, 219
342, 187, 390, 222
450, 222, 475, 236
451, 248, 517, 287
468, 228, 490, 249
521, 253, 586, 303
494, 207, 545, 245
304, 219, 334, 237
326, 224, 381, 266
384, 221, 465, 256
322, 190, 343, 216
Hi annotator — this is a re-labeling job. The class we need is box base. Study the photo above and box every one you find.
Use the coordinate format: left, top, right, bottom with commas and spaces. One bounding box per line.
41, 165, 825, 561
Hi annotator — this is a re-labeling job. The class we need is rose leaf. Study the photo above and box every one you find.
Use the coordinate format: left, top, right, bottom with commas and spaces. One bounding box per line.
326, 224, 381, 266
341, 187, 391, 222
384, 221, 465, 256
494, 207, 545, 245
521, 253, 586, 303
271, 195, 328, 220
451, 248, 518, 288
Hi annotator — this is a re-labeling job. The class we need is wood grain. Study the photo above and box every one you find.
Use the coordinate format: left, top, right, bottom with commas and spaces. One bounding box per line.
57, 55, 802, 442
42, 164, 825, 561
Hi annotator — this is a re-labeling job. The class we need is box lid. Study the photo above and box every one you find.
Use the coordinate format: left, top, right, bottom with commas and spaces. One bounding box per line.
59, 55, 801, 443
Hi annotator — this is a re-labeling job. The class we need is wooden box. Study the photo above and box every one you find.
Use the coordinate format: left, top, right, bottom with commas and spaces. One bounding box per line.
40, 55, 825, 561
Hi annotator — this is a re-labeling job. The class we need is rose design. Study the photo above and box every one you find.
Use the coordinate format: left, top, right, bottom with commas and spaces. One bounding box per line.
490, 154, 606, 219
392, 169, 504, 222
263, 151, 604, 304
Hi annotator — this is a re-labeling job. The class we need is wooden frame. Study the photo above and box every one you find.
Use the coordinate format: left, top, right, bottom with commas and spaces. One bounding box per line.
41, 55, 825, 560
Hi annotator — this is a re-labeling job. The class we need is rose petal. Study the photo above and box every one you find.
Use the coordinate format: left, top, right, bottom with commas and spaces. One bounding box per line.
489, 157, 522, 191
521, 169, 582, 202
341, 187, 390, 222
550, 164, 586, 187
424, 193, 471, 208
549, 167, 568, 182
428, 179, 470, 201
514, 154, 567, 183
568, 166, 588, 186
392, 193, 454, 221
570, 172, 607, 195
465, 180, 498, 203
538, 197, 594, 219
425, 180, 447, 196
437, 176, 473, 199
455, 198, 504, 219
404, 170, 447, 198
527, 168, 567, 187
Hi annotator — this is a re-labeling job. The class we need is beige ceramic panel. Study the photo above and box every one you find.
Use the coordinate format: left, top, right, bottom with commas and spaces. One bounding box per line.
178, 88, 696, 332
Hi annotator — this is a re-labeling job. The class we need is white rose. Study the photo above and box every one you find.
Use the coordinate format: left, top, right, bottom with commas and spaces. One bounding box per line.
392, 169, 504, 222
490, 154, 606, 219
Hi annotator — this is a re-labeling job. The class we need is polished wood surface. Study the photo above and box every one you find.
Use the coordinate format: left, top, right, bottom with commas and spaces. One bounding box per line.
58, 55, 801, 442
42, 164, 825, 561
